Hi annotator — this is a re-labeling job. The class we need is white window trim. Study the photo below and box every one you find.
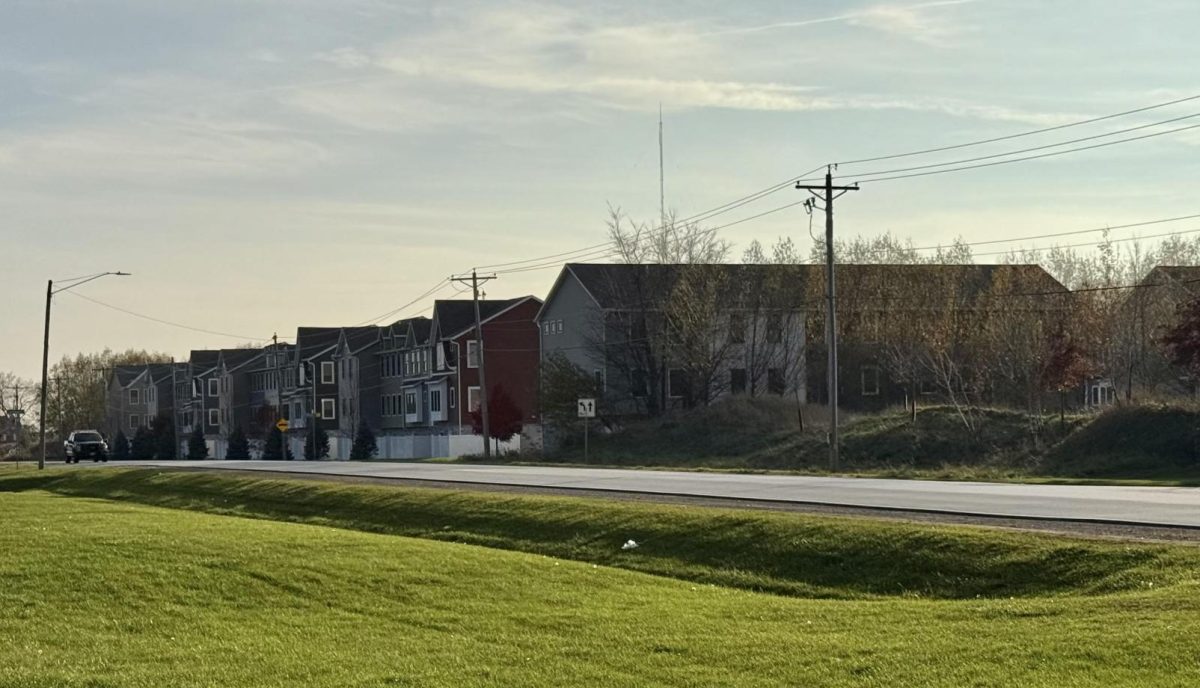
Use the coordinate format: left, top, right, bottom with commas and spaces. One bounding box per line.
147, 387, 155, 403
466, 340, 480, 369
321, 361, 335, 385
467, 385, 481, 412
128, 415, 138, 430
208, 408, 219, 427
129, 389, 139, 405
321, 397, 336, 419
430, 389, 442, 414
208, 378, 218, 397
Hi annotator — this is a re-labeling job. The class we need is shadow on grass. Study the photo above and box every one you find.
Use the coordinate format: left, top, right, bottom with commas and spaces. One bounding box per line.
3, 468, 1194, 602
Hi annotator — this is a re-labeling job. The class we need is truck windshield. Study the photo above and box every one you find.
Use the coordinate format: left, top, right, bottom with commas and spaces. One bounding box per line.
74, 433, 103, 443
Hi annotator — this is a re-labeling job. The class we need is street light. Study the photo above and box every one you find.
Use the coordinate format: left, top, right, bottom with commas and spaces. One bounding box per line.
39, 272, 131, 470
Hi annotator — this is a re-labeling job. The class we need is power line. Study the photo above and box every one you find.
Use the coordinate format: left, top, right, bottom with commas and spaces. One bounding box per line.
849, 121, 1200, 185
65, 292, 269, 341
806, 110, 1200, 183
835, 92, 1200, 166
353, 280, 454, 327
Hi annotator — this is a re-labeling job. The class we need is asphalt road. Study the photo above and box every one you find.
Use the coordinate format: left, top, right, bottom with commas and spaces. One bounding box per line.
90, 460, 1200, 529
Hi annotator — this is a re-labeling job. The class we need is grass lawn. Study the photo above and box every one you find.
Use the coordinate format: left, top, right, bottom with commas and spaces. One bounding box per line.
2, 470, 1200, 686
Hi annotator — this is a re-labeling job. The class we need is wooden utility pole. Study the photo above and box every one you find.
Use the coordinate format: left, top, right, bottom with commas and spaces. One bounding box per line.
451, 270, 497, 458
797, 166, 858, 470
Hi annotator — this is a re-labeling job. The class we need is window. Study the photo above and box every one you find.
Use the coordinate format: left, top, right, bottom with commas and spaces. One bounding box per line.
919, 378, 937, 395
321, 398, 336, 419
556, 319, 564, 334
631, 369, 648, 398
730, 368, 747, 394
209, 409, 219, 426
449, 386, 457, 409
668, 368, 689, 400
145, 414, 154, 427
321, 361, 334, 385
129, 389, 139, 405
282, 403, 290, 421
467, 386, 481, 412
128, 415, 138, 430
405, 390, 419, 415
147, 387, 156, 403
208, 378, 218, 397
767, 368, 786, 395
467, 340, 480, 368
766, 313, 783, 344
862, 366, 880, 396
293, 401, 301, 420
730, 313, 747, 344
430, 389, 442, 414
542, 321, 550, 335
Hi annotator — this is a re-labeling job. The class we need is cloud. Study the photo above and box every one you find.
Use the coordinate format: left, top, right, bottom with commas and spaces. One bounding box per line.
707, 0, 979, 45
315, 47, 373, 69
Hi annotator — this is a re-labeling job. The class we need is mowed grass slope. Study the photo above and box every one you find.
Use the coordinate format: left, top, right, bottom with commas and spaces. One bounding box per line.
3, 491, 1200, 687
5, 468, 1200, 600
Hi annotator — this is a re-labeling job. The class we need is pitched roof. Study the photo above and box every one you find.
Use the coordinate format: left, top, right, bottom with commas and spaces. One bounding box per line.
433, 298, 532, 339
556, 262, 1065, 312
348, 326, 380, 352
296, 327, 342, 361
189, 350, 220, 375
112, 366, 147, 388
1147, 265, 1200, 292
218, 348, 265, 373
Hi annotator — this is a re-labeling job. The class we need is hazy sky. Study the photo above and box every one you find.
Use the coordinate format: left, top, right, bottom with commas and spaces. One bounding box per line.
3, 0, 1200, 380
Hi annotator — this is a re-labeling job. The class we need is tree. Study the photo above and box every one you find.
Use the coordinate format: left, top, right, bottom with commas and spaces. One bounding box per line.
130, 426, 156, 460
349, 419, 378, 460
112, 430, 130, 460
44, 348, 173, 440
1161, 296, 1200, 381
540, 353, 600, 430
226, 425, 250, 460
262, 426, 292, 460
470, 384, 524, 446
1040, 331, 1092, 424
304, 424, 330, 460
187, 425, 208, 460
151, 414, 176, 459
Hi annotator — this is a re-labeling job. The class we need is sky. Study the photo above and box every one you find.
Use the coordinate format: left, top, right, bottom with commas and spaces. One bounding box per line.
3, 0, 1200, 380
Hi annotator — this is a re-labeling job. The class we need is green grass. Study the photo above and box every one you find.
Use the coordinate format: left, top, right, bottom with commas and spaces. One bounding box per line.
3, 472, 1200, 686
532, 396, 1200, 484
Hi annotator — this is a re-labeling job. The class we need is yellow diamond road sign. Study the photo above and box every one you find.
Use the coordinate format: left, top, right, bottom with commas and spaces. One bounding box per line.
276, 419, 289, 432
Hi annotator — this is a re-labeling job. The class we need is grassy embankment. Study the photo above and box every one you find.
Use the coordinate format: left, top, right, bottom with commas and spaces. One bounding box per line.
2, 469, 1200, 686
530, 397, 1200, 484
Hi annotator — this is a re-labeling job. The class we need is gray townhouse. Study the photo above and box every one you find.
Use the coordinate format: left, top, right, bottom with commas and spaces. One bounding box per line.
246, 340, 297, 451
214, 348, 267, 458
187, 350, 222, 457
331, 326, 382, 456
106, 363, 178, 442
375, 316, 437, 457
537, 263, 807, 430
288, 326, 377, 459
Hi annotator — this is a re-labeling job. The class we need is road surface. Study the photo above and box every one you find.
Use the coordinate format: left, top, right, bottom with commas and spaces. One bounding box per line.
86, 460, 1200, 529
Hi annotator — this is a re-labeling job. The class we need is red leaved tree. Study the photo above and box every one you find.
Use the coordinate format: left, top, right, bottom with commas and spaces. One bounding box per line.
470, 385, 524, 449
1040, 331, 1092, 424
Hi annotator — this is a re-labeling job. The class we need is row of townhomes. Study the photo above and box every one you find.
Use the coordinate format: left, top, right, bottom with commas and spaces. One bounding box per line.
106, 261, 1200, 459
107, 295, 542, 459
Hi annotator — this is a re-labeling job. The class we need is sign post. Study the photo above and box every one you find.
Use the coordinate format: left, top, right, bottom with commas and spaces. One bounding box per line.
276, 419, 289, 433
577, 398, 595, 463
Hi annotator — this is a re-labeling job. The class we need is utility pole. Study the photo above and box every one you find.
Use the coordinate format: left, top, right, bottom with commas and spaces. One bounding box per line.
797, 166, 858, 470
451, 270, 497, 458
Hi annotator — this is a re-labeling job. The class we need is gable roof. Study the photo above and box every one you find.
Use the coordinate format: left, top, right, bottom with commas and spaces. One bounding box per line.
548, 262, 1065, 314
1145, 265, 1200, 292
218, 348, 265, 373
189, 350, 220, 376
433, 296, 541, 340
296, 327, 342, 361
112, 366, 147, 388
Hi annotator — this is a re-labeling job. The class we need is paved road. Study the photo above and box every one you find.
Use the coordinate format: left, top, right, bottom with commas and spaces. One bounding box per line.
89, 460, 1200, 528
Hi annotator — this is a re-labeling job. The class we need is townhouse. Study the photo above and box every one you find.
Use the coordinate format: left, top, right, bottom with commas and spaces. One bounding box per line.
106, 363, 178, 441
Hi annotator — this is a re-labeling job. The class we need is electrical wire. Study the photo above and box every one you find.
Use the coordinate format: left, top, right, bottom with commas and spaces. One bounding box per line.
65, 292, 269, 341
835, 92, 1200, 166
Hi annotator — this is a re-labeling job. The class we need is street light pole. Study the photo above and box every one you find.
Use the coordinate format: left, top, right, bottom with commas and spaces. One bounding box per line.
39, 272, 130, 470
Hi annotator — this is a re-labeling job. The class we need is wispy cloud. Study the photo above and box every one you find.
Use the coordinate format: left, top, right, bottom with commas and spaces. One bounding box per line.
706, 0, 979, 45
